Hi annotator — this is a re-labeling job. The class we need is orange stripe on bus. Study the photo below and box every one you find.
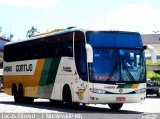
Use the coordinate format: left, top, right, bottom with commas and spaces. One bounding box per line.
34, 59, 45, 75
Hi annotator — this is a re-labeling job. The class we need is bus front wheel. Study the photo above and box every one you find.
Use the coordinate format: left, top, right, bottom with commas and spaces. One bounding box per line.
108, 103, 123, 111
63, 86, 72, 107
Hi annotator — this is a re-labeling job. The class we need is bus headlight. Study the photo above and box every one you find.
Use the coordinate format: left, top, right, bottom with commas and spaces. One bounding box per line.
135, 88, 146, 94
90, 88, 106, 94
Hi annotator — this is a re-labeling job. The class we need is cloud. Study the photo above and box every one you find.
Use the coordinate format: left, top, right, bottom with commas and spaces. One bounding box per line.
0, 0, 61, 8
106, 3, 160, 33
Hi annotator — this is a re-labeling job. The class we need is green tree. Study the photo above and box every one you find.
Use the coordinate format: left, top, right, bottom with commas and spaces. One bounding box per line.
0, 26, 14, 41
26, 26, 38, 38
7, 34, 14, 40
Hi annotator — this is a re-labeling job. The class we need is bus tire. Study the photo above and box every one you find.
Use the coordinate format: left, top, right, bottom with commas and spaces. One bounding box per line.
63, 85, 72, 107
18, 84, 34, 103
72, 102, 79, 107
50, 99, 62, 106
108, 103, 123, 111
12, 84, 19, 103
24, 97, 34, 103
18, 84, 24, 103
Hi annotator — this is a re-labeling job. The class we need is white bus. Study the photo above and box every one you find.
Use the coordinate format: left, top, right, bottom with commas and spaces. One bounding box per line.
3, 28, 146, 110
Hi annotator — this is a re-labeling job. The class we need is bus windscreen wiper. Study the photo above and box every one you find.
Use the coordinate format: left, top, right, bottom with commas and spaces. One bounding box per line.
121, 59, 135, 82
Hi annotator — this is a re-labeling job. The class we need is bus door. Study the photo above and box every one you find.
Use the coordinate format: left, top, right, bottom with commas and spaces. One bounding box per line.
74, 32, 89, 103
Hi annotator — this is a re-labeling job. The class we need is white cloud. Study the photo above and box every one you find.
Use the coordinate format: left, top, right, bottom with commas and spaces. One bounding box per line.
0, 0, 61, 8
106, 3, 160, 33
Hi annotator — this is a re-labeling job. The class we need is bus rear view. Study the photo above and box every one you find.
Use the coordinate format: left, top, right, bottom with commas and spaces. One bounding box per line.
86, 31, 146, 110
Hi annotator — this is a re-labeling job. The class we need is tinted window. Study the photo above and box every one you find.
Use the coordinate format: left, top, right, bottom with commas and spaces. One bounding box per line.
4, 32, 73, 62
74, 31, 87, 81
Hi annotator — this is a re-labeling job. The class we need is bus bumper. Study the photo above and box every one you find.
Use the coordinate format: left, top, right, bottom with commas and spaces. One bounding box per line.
88, 92, 146, 104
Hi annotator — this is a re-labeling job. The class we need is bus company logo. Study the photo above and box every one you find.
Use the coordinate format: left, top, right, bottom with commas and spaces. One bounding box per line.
76, 89, 86, 100
16, 64, 33, 72
62, 66, 72, 72
119, 88, 123, 93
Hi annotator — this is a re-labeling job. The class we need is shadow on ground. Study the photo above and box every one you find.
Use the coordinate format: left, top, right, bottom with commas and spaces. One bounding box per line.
0, 100, 143, 114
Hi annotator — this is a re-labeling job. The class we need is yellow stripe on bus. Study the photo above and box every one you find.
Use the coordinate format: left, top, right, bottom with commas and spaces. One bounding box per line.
4, 59, 45, 97
131, 84, 139, 88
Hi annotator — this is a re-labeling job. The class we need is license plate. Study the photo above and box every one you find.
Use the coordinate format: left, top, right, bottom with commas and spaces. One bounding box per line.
116, 97, 126, 101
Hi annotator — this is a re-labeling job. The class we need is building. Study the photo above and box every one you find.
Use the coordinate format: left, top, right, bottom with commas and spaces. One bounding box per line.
0, 37, 10, 59
141, 34, 160, 54
0, 37, 9, 78
141, 34, 160, 72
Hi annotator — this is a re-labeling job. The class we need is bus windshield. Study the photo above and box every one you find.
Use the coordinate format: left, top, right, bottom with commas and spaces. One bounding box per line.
92, 48, 145, 83
86, 31, 146, 83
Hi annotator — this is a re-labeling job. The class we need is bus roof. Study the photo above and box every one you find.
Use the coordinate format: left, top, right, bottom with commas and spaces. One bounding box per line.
5, 28, 84, 46
5, 28, 140, 46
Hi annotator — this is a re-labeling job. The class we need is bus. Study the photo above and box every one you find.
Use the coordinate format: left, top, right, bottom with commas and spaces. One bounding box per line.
3, 28, 146, 110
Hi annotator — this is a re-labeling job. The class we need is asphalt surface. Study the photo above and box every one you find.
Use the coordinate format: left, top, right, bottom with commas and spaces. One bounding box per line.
0, 92, 159, 119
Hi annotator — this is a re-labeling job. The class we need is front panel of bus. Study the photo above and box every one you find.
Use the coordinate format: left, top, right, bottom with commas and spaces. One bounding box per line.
86, 31, 146, 104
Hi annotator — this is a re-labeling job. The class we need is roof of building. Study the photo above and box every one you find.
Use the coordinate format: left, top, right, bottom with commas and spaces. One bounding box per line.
141, 34, 160, 54
0, 37, 9, 42
141, 34, 160, 44
0, 37, 10, 59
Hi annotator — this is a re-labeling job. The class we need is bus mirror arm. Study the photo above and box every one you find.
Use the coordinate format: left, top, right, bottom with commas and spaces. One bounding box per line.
85, 44, 93, 63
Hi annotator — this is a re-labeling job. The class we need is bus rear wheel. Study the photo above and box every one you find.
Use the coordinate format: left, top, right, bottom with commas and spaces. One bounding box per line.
12, 84, 23, 103
108, 103, 123, 111
12, 84, 19, 103
24, 97, 34, 103
18, 84, 24, 102
13, 84, 34, 103
18, 85, 34, 103
14, 91, 19, 103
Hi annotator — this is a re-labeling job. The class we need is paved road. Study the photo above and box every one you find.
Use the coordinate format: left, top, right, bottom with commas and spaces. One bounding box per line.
0, 92, 159, 119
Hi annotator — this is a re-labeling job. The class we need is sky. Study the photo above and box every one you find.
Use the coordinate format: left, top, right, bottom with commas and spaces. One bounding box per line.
0, 0, 160, 41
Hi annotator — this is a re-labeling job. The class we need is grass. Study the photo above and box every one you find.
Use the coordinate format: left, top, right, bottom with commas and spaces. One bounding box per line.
146, 59, 160, 82
146, 59, 160, 66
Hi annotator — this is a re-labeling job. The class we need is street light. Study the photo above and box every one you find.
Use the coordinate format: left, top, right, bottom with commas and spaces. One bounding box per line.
152, 31, 160, 34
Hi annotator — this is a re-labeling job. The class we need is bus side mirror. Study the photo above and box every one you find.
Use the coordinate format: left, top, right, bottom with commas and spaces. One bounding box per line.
85, 44, 93, 63
143, 45, 147, 50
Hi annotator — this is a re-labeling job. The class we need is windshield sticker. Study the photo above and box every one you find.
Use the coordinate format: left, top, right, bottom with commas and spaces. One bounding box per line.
81, 83, 87, 88
95, 76, 114, 80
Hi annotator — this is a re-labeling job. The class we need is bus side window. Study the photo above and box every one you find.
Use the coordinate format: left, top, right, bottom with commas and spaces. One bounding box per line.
58, 33, 73, 57
63, 34, 73, 57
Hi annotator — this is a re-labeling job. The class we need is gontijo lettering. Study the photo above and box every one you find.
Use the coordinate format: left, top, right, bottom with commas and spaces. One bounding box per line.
16, 64, 33, 72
